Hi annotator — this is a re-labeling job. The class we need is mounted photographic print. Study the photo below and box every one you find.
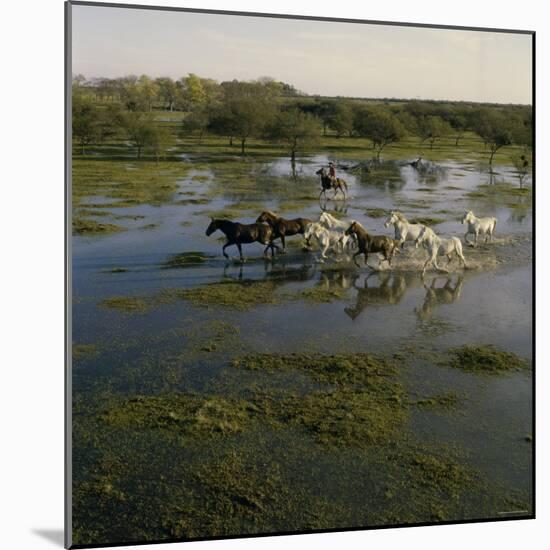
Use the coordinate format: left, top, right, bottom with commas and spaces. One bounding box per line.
65, 1, 535, 547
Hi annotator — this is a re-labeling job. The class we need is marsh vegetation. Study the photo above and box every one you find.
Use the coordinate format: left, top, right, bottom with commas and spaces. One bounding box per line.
71, 75, 532, 545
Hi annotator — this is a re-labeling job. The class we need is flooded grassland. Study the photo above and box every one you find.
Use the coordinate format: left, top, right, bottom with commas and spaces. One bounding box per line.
71, 138, 532, 545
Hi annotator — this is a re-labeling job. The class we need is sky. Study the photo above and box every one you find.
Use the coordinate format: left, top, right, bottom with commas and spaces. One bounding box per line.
71, 4, 533, 104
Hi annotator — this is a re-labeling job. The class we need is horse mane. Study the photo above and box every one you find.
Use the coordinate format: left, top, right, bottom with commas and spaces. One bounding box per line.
262, 210, 279, 219
393, 211, 408, 222
350, 220, 367, 235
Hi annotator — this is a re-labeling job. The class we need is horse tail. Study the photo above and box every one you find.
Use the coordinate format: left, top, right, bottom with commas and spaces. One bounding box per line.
341, 179, 348, 191
492, 218, 497, 233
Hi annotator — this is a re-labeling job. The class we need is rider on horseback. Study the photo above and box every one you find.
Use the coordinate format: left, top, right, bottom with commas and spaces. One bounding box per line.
328, 162, 336, 184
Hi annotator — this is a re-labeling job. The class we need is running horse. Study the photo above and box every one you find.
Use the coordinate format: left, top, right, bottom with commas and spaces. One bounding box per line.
316, 167, 348, 200
205, 218, 279, 262
256, 211, 312, 253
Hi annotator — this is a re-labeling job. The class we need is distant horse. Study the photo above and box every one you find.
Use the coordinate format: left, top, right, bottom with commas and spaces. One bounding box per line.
316, 168, 348, 200
415, 226, 467, 276
384, 211, 426, 249
345, 221, 399, 269
205, 218, 278, 262
256, 211, 312, 253
461, 210, 497, 246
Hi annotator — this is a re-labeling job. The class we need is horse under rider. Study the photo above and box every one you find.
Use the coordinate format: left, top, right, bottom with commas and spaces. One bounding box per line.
328, 162, 337, 184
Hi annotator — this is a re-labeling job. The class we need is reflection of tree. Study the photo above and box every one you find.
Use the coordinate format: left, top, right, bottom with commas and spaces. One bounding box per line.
344, 272, 410, 320
508, 207, 530, 224
414, 275, 463, 322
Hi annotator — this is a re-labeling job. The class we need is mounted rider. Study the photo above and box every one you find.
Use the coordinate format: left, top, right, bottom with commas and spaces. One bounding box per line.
328, 161, 337, 184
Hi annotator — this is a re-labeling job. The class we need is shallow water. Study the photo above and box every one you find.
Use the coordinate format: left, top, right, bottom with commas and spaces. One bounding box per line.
72, 152, 533, 540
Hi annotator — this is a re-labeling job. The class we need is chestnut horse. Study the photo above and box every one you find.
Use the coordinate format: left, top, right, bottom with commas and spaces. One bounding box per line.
256, 211, 312, 253
345, 221, 399, 269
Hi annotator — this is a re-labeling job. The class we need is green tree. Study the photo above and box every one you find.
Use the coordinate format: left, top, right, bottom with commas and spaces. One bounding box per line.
156, 77, 178, 111
148, 125, 176, 164
214, 81, 276, 154
265, 108, 321, 162
72, 95, 101, 154
328, 102, 355, 137
474, 110, 514, 168
418, 116, 452, 149
181, 106, 211, 143
449, 114, 468, 146
510, 152, 530, 188
121, 112, 157, 159
137, 75, 159, 112
354, 108, 405, 160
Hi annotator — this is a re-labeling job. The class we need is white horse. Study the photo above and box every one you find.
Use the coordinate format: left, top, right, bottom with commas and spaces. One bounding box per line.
384, 211, 426, 248
304, 222, 346, 262
461, 210, 497, 246
318, 212, 356, 250
415, 226, 467, 275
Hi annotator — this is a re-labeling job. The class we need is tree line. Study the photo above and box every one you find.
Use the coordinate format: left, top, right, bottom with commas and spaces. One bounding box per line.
72, 74, 532, 168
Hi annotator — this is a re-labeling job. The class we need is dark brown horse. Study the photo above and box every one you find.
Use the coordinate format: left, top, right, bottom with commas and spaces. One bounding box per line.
345, 221, 399, 268
316, 168, 348, 199
256, 211, 312, 253
205, 218, 278, 262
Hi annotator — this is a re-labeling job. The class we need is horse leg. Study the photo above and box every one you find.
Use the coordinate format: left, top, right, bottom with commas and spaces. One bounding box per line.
474, 231, 479, 247
222, 242, 232, 259
353, 251, 362, 268
237, 243, 245, 263
280, 234, 286, 254
321, 239, 329, 260
464, 232, 470, 245
421, 257, 431, 276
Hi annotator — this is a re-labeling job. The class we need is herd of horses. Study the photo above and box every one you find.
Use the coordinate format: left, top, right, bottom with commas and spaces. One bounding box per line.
205, 206, 498, 275
204, 163, 499, 275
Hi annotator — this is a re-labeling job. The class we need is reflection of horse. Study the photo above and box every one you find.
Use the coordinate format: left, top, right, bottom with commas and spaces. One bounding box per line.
415, 275, 464, 321
384, 211, 426, 249
222, 259, 316, 286
205, 218, 278, 262
320, 198, 348, 214
345, 221, 399, 269
319, 269, 356, 292
316, 168, 348, 200
256, 211, 312, 253
344, 272, 409, 320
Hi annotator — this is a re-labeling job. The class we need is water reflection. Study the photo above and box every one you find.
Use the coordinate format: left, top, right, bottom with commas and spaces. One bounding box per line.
319, 198, 349, 214
210, 254, 468, 324
344, 272, 410, 320
221, 256, 317, 284
414, 275, 464, 321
